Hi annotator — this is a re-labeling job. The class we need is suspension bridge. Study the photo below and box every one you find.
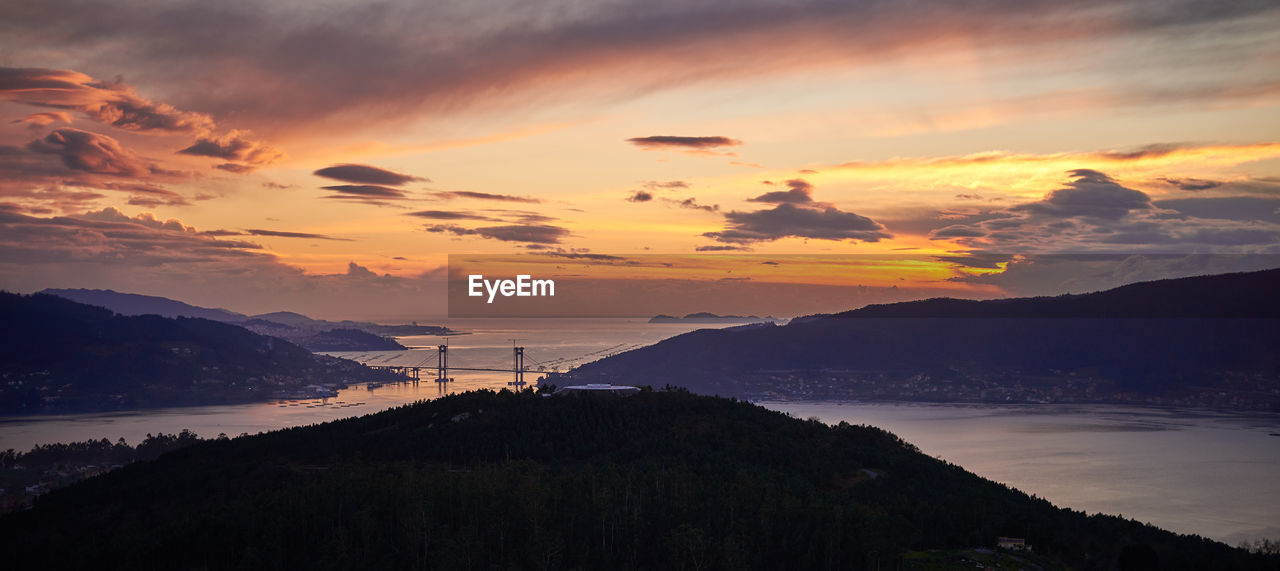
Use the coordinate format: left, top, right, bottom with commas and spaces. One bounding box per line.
343, 341, 645, 388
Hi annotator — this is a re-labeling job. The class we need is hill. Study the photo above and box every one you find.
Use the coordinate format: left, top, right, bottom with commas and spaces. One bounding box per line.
0, 292, 399, 413
821, 268, 1280, 319
37, 288, 246, 321
38, 288, 458, 351
2, 389, 1272, 569
568, 269, 1280, 409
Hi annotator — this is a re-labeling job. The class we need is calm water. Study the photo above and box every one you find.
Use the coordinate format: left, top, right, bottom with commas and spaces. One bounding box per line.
1, 318, 1276, 545
765, 401, 1280, 546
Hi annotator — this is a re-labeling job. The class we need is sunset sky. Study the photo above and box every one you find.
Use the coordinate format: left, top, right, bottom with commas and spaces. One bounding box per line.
2, 0, 1278, 319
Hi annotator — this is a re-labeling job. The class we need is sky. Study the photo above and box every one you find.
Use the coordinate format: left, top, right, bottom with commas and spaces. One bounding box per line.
1, 0, 1278, 320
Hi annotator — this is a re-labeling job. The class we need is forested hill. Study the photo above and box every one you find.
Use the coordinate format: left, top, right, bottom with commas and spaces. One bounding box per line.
567, 269, 1280, 407
820, 268, 1280, 319
0, 292, 394, 413
2, 389, 1272, 569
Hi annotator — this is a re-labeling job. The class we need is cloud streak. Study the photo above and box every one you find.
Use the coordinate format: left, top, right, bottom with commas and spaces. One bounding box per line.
424, 223, 570, 244
430, 190, 542, 203
627, 136, 742, 151
313, 164, 425, 186
245, 229, 354, 241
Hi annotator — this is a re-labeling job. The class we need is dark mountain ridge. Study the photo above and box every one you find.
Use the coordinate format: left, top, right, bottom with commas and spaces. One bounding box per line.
821, 268, 1280, 319
38, 288, 457, 351
568, 269, 1280, 408
0, 292, 398, 413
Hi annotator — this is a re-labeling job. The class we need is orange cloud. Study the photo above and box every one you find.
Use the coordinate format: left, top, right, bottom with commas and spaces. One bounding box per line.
0, 67, 214, 134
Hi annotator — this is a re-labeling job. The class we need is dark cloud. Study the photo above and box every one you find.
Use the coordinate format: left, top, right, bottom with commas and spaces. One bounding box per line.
1195, 176, 1280, 198
127, 195, 185, 208
214, 163, 256, 174
0, 206, 450, 321
930, 226, 987, 238
313, 164, 425, 186
2, 127, 193, 211
80, 182, 190, 207
706, 180, 889, 244
930, 170, 1280, 251
1010, 169, 1152, 220
321, 185, 408, 198
705, 203, 890, 244
3, 1, 1275, 140
748, 179, 815, 204
0, 67, 214, 133
695, 245, 752, 251
1183, 227, 1279, 245
1158, 177, 1222, 191
955, 193, 984, 200
26, 128, 154, 177
405, 210, 500, 221
627, 190, 653, 202
535, 251, 625, 261
934, 253, 1014, 269
201, 229, 245, 237
625, 136, 742, 150
1154, 197, 1280, 224
245, 229, 354, 241
178, 130, 281, 167
664, 197, 719, 212
424, 223, 569, 244
480, 209, 559, 224
1093, 144, 1184, 161
642, 180, 689, 190
430, 190, 542, 203
0, 207, 266, 268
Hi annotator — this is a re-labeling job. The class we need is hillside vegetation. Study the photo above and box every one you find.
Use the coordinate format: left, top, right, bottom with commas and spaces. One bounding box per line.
2, 389, 1273, 570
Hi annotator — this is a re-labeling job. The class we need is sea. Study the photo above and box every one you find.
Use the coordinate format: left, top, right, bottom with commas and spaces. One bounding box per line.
1, 318, 1276, 546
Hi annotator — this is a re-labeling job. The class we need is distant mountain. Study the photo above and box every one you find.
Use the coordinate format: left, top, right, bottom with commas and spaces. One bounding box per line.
821, 268, 1280, 319
39, 288, 457, 351
649, 312, 783, 324
0, 292, 399, 414
570, 269, 1280, 410
243, 310, 312, 327
3, 389, 1272, 569
39, 288, 247, 322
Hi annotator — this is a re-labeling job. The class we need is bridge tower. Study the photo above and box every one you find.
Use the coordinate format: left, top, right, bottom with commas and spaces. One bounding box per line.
436, 344, 452, 384
509, 346, 525, 387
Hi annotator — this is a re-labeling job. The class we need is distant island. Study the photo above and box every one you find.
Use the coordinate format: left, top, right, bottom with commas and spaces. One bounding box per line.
649, 312, 785, 324
40, 288, 461, 351
0, 292, 404, 414
573, 269, 1280, 411
4, 388, 1274, 569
